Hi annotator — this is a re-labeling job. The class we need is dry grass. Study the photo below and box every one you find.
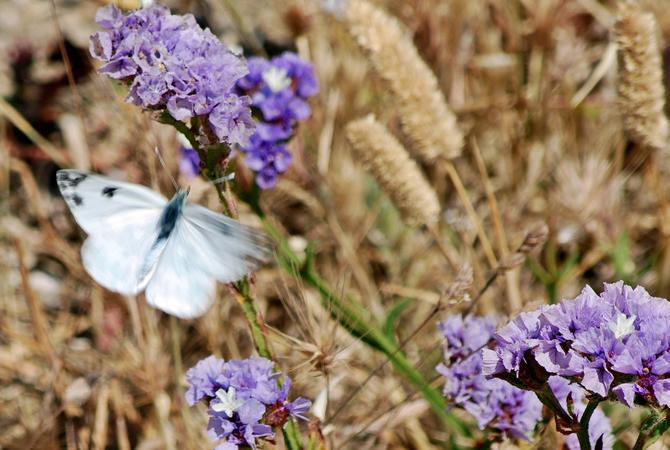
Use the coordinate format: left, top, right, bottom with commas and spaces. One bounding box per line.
2, 0, 670, 448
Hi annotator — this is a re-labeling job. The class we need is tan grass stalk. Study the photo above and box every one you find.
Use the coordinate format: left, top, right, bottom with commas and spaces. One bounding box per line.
615, 0, 669, 151
345, 0, 463, 162
346, 114, 440, 227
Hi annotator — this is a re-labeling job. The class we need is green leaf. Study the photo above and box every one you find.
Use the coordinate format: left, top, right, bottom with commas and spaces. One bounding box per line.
383, 298, 415, 342
632, 409, 670, 450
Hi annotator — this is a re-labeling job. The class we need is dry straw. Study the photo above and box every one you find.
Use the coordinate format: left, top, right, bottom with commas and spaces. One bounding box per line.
615, 0, 669, 151
346, 114, 440, 227
345, 0, 463, 162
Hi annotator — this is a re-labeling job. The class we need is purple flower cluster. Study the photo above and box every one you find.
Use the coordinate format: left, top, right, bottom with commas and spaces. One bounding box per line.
186, 355, 311, 449
482, 281, 670, 410
437, 314, 543, 442
235, 52, 319, 189
89, 3, 255, 147
439, 314, 615, 446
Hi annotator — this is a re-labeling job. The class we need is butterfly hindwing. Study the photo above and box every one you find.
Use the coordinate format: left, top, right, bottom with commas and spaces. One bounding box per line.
80, 209, 163, 295
144, 217, 218, 318
145, 203, 271, 318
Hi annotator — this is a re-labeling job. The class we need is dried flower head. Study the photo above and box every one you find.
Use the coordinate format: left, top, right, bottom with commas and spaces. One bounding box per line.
345, 0, 463, 162
345, 114, 440, 227
615, 0, 669, 151
443, 264, 473, 305
518, 221, 549, 255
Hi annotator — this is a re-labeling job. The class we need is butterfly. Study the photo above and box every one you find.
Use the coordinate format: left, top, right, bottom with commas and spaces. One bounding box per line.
56, 169, 271, 319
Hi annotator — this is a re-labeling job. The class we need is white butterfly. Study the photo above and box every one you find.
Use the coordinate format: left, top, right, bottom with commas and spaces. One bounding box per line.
56, 169, 271, 319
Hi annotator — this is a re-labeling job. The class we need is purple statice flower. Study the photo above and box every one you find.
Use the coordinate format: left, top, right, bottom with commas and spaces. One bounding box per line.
437, 314, 542, 442
186, 356, 311, 449
90, 2, 255, 148
484, 281, 670, 413
185, 355, 227, 406
548, 377, 614, 450
235, 52, 319, 189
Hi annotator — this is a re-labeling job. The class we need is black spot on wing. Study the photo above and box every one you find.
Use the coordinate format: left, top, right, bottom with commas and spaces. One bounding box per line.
57, 171, 88, 188
102, 186, 118, 198
63, 193, 84, 207
72, 194, 84, 206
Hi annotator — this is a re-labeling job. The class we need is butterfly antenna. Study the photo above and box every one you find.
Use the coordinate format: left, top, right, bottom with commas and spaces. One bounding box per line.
154, 147, 179, 191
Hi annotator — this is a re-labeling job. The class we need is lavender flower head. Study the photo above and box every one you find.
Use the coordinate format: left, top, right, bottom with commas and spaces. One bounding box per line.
483, 281, 670, 411
186, 356, 311, 449
437, 314, 543, 442
235, 52, 320, 189
89, 2, 255, 148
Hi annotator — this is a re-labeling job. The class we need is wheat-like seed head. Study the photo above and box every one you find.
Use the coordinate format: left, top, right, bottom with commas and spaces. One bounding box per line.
615, 0, 669, 151
346, 114, 440, 227
345, 0, 463, 162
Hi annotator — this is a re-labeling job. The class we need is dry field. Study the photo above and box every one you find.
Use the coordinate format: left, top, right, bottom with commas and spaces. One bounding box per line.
2, 0, 670, 448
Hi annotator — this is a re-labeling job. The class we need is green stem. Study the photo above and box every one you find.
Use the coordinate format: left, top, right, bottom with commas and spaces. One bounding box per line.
171, 125, 304, 449
232, 281, 273, 359
577, 398, 600, 450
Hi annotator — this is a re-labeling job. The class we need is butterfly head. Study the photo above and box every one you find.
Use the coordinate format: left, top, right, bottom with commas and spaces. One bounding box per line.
174, 189, 189, 206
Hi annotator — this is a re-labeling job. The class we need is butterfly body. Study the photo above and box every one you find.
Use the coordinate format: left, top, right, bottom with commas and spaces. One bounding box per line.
57, 170, 269, 318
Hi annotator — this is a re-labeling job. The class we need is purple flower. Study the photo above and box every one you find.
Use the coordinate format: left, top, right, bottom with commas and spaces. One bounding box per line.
285, 398, 312, 421
241, 135, 293, 189
235, 52, 319, 189
438, 314, 542, 442
271, 52, 320, 98
90, 2, 255, 148
186, 356, 311, 449
179, 147, 200, 179
209, 96, 256, 146
486, 280, 670, 414
185, 355, 227, 406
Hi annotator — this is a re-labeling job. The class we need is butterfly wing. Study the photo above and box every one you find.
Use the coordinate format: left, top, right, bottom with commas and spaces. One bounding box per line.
57, 170, 167, 295
144, 202, 271, 318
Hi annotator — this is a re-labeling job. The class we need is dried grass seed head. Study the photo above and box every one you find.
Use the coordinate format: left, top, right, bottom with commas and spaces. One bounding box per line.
615, 0, 669, 151
345, 114, 440, 227
518, 221, 549, 254
345, 0, 463, 162
444, 264, 473, 305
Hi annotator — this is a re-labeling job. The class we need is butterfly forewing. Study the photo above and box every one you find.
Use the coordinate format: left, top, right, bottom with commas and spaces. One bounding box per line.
57, 170, 167, 295
182, 203, 272, 281
57, 170, 167, 234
